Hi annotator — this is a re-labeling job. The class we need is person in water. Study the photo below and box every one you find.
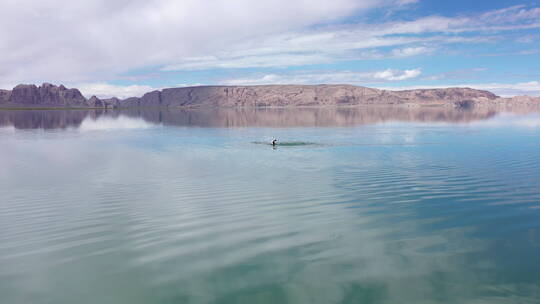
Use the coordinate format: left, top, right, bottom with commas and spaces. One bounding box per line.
272, 139, 277, 146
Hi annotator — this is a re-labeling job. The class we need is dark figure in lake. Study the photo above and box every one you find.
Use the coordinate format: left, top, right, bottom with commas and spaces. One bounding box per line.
272, 139, 277, 146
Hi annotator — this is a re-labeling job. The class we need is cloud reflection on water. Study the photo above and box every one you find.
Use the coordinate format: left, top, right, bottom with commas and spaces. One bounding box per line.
2, 106, 540, 303
78, 115, 157, 131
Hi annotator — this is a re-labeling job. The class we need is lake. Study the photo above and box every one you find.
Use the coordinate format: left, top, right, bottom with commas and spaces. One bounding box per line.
1, 107, 540, 303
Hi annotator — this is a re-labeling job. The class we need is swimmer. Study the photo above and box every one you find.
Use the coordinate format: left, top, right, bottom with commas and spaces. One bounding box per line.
271, 138, 277, 146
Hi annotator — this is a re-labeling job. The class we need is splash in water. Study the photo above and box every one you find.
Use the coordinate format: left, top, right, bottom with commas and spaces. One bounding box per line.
252, 141, 320, 147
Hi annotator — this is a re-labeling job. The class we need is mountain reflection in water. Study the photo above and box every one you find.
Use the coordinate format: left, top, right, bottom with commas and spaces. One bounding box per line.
2, 106, 538, 130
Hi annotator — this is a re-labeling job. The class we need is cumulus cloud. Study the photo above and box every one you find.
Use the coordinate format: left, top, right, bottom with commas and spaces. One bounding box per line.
0, 0, 386, 86
374, 69, 422, 81
1, 1, 539, 94
391, 47, 430, 57
160, 5, 540, 72
222, 68, 422, 85
77, 83, 158, 99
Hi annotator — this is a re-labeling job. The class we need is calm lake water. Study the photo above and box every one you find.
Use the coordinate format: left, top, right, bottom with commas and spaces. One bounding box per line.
1, 107, 540, 304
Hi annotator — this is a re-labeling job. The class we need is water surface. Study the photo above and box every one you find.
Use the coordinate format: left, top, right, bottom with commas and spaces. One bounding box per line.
1, 107, 540, 303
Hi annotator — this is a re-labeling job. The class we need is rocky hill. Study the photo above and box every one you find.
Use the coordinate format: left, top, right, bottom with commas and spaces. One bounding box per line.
0, 83, 538, 108
0, 83, 119, 108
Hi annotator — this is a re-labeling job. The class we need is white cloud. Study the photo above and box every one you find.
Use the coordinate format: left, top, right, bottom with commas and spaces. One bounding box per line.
395, 0, 419, 4
160, 5, 540, 71
478, 5, 540, 25
162, 46, 430, 71
162, 54, 335, 71
374, 69, 422, 81
0, 0, 386, 85
76, 83, 158, 99
0, 0, 540, 84
0, 2, 539, 87
159, 35, 484, 71
222, 68, 422, 85
391, 46, 430, 57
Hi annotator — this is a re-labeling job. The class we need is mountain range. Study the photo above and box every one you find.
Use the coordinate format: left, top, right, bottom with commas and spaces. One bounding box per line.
1, 83, 539, 108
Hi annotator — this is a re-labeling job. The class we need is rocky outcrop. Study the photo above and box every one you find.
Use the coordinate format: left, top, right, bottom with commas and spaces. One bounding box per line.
0, 89, 11, 103
102, 97, 121, 108
87, 96, 104, 108
123, 90, 162, 107
120, 85, 502, 108
40, 83, 87, 106
9, 83, 88, 106
0, 83, 101, 108
1, 83, 539, 108
10, 84, 41, 105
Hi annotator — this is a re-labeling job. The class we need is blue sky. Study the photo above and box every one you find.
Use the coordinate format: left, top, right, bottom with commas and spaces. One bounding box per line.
1, 0, 539, 97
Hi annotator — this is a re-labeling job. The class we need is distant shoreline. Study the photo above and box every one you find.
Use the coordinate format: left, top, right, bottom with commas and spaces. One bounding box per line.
2, 83, 540, 110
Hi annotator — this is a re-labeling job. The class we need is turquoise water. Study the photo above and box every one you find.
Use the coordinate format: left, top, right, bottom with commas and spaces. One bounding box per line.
1, 108, 540, 303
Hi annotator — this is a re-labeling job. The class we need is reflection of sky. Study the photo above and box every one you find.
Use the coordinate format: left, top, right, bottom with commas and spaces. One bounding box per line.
78, 115, 158, 131
381, 112, 540, 128
1, 114, 540, 303
0, 125, 15, 132
470, 113, 540, 128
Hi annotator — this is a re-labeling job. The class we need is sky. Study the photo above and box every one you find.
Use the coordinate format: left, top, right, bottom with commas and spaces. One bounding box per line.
1, 0, 540, 98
